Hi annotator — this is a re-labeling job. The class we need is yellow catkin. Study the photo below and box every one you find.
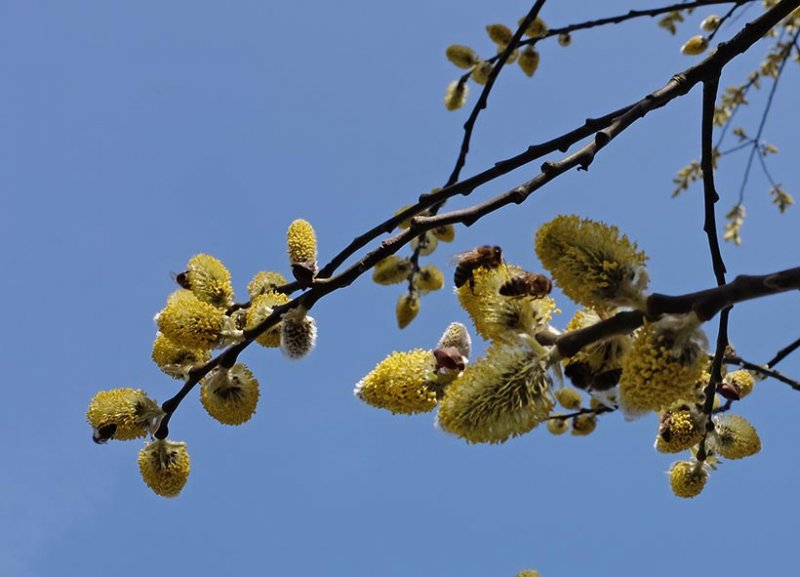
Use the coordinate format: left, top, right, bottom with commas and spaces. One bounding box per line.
555, 388, 582, 410
681, 35, 708, 55
151, 332, 211, 379
712, 414, 761, 459
87, 388, 162, 441
373, 256, 412, 285
156, 290, 228, 349
247, 271, 288, 298
437, 343, 553, 443
355, 349, 440, 414
669, 460, 708, 498
655, 408, 704, 453
445, 44, 479, 69
184, 254, 234, 308
396, 294, 420, 329
287, 219, 318, 267
246, 291, 291, 348
571, 413, 597, 436
414, 265, 444, 293
445, 81, 468, 111
138, 439, 191, 497
619, 316, 706, 414
535, 215, 649, 310
518, 47, 540, 77
457, 265, 555, 343
200, 364, 260, 426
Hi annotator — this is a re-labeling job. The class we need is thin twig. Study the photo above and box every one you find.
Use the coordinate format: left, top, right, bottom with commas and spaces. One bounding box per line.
767, 336, 800, 367
724, 355, 800, 390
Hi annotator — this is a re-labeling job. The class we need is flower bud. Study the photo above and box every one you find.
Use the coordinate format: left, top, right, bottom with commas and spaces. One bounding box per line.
446, 44, 479, 69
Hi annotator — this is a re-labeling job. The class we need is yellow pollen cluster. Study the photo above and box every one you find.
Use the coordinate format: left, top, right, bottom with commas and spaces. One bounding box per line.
457, 265, 555, 342
355, 349, 440, 415
185, 254, 234, 309
157, 290, 227, 349
87, 388, 162, 441
619, 318, 706, 414
437, 343, 554, 444
200, 364, 260, 426
247, 271, 288, 299
712, 414, 761, 459
151, 332, 211, 379
535, 215, 649, 310
669, 460, 708, 498
138, 439, 191, 497
655, 409, 703, 453
246, 291, 291, 348
287, 219, 318, 267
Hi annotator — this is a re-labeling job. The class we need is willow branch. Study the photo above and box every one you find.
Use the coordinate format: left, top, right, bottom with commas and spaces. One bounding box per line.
768, 336, 800, 367
542, 267, 800, 359
153, 0, 800, 439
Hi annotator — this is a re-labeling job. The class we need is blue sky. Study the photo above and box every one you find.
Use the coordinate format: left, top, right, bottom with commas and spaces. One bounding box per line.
1, 1, 798, 576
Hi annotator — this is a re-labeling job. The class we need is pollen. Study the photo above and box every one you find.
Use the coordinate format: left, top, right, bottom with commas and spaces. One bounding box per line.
414, 265, 444, 293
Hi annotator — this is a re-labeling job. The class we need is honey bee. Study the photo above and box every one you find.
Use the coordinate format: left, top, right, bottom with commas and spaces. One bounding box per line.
452, 245, 503, 289
499, 272, 552, 299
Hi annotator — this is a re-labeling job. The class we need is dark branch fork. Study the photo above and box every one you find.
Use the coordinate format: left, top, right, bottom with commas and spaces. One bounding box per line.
153, 0, 800, 439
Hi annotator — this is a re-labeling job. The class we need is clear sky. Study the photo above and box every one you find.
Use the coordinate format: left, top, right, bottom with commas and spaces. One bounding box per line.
1, 1, 798, 576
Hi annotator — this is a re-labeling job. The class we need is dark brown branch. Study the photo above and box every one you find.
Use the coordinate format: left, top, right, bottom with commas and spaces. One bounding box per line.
697, 73, 729, 462
702, 76, 727, 284
767, 336, 800, 367
646, 267, 800, 321
538, 267, 800, 360
316, 103, 633, 278
414, 0, 800, 230
547, 405, 616, 420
